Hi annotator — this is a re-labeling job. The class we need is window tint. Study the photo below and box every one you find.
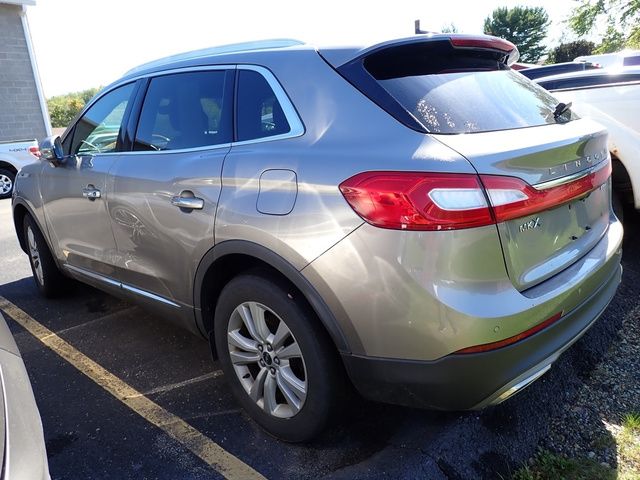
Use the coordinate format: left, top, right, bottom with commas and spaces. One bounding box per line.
134, 71, 231, 151
236, 70, 290, 142
71, 83, 134, 155
623, 56, 640, 66
342, 40, 573, 134
376, 69, 568, 134
539, 73, 640, 91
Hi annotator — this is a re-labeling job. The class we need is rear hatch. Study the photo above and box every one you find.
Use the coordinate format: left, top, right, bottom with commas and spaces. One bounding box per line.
434, 122, 610, 290
327, 35, 612, 291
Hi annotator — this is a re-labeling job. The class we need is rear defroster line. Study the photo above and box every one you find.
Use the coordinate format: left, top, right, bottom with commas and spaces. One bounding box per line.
0, 296, 266, 480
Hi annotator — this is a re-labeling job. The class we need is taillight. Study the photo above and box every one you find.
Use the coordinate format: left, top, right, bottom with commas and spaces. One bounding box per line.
339, 161, 610, 231
480, 159, 611, 222
449, 35, 519, 65
338, 172, 494, 231
28, 146, 41, 158
449, 36, 516, 53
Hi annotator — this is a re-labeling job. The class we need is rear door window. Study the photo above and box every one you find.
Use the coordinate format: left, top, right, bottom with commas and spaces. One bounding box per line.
134, 70, 232, 151
236, 70, 291, 142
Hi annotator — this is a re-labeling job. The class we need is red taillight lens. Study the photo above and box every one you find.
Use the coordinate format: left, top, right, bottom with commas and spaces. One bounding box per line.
450, 36, 516, 53
481, 160, 612, 222
28, 146, 41, 158
454, 311, 564, 354
339, 161, 611, 231
449, 35, 519, 65
339, 172, 494, 231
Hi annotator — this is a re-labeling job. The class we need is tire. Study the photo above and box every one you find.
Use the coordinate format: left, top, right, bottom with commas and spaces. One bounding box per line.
0, 168, 15, 199
612, 191, 624, 223
214, 271, 344, 442
23, 215, 67, 297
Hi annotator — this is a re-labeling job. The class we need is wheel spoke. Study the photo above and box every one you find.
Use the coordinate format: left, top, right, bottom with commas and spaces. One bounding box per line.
228, 329, 259, 353
229, 350, 260, 365
272, 320, 290, 350
248, 368, 268, 402
237, 304, 263, 342
27, 229, 36, 251
263, 373, 278, 415
249, 302, 272, 342
277, 341, 301, 359
276, 368, 306, 411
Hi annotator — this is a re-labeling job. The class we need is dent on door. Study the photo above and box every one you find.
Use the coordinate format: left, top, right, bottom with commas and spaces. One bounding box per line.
257, 169, 298, 215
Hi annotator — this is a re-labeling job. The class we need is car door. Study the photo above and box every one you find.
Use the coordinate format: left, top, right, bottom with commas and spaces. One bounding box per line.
108, 68, 234, 312
41, 82, 136, 276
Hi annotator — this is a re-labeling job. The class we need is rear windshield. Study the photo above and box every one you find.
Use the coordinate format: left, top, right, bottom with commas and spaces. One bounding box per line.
361, 43, 573, 134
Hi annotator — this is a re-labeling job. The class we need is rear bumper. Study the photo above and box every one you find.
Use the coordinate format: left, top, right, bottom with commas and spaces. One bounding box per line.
341, 262, 621, 410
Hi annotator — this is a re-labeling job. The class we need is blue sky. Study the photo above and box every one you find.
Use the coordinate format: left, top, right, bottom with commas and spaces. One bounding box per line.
27, 0, 583, 97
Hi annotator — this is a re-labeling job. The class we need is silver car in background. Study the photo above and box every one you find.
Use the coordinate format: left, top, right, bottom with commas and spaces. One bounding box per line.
13, 34, 622, 441
0, 313, 50, 479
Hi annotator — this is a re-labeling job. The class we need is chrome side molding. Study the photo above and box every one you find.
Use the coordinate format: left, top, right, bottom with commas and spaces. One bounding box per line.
63, 264, 180, 308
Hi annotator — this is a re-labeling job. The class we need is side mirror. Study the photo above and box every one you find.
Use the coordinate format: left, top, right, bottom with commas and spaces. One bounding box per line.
40, 135, 65, 166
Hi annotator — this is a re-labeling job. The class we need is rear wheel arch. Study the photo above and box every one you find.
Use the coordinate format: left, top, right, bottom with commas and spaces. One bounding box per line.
611, 153, 634, 217
0, 160, 18, 175
194, 240, 350, 357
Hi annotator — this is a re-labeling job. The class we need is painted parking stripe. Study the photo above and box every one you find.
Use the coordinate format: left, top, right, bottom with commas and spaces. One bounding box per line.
0, 296, 266, 480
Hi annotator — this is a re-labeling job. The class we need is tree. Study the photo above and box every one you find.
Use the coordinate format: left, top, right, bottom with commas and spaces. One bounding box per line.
441, 23, 459, 33
569, 0, 640, 52
547, 40, 595, 63
483, 6, 550, 63
47, 87, 101, 128
596, 25, 627, 53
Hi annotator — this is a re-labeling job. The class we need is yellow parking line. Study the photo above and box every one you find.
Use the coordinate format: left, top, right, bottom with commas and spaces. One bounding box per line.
0, 296, 266, 480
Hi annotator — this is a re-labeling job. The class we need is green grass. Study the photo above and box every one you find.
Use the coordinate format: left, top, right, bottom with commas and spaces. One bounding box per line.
619, 412, 640, 480
622, 412, 640, 434
512, 411, 640, 479
512, 450, 616, 480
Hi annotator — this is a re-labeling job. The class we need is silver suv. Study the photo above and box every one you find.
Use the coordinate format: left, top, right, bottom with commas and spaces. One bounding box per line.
12, 35, 623, 441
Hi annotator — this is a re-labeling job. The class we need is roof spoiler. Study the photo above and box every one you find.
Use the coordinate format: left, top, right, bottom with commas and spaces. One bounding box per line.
320, 34, 519, 69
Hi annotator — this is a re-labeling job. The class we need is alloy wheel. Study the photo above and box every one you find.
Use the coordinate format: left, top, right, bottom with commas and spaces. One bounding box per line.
27, 226, 44, 285
227, 301, 308, 418
0, 174, 12, 195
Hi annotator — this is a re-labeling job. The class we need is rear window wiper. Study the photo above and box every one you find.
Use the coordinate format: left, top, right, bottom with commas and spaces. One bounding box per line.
553, 101, 572, 120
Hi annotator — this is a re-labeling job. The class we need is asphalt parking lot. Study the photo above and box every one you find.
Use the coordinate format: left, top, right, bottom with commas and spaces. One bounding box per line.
1, 197, 638, 480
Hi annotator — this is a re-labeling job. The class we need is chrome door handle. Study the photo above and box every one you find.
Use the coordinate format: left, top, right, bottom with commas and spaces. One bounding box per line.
171, 191, 204, 210
82, 185, 101, 200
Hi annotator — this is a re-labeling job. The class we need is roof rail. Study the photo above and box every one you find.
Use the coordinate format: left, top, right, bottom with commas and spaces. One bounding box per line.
124, 39, 305, 76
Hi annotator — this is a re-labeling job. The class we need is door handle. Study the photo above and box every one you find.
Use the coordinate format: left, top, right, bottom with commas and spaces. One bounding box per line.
82, 185, 101, 200
171, 191, 204, 210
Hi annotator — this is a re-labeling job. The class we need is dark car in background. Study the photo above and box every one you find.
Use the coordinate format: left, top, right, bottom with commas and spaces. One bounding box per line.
519, 61, 601, 80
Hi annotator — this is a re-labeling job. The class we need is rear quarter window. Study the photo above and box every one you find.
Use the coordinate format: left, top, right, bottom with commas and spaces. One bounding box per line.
236, 70, 291, 142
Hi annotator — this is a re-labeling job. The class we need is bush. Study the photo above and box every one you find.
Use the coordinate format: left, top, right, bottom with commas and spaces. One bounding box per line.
547, 40, 595, 64
47, 87, 101, 128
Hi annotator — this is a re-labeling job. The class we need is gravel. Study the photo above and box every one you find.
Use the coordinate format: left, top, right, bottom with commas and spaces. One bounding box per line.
538, 209, 640, 473
541, 297, 640, 467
